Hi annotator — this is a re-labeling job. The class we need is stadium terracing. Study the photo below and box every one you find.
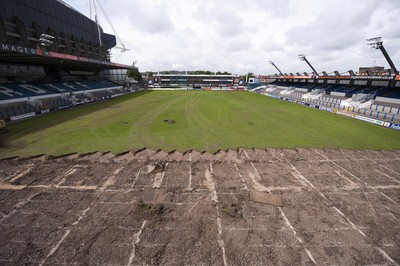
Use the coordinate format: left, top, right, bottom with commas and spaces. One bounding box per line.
0, 0, 135, 122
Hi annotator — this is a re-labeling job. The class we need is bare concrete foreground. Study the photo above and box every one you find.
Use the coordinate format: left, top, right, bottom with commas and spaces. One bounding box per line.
0, 148, 399, 265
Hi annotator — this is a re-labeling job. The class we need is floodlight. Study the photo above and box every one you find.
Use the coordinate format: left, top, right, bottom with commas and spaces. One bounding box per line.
268, 60, 283, 75
367, 37, 398, 74
298, 54, 306, 61
40, 34, 55, 39
298, 54, 318, 75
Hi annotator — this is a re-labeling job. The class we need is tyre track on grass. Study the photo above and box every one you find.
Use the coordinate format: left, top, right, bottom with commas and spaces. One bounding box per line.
186, 92, 221, 150
130, 93, 183, 149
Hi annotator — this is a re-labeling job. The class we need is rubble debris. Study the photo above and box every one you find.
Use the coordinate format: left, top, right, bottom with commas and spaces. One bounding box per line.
250, 189, 283, 207
147, 161, 165, 174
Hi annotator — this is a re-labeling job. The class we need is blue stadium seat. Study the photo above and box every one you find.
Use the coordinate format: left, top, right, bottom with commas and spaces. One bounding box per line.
0, 79, 120, 101
384, 89, 400, 99
0, 83, 52, 100
43, 83, 73, 93
0, 84, 25, 100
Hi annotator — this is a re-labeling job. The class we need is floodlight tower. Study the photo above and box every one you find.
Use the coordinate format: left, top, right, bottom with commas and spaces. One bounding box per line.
298, 54, 318, 76
39, 34, 54, 52
367, 37, 398, 75
269, 61, 284, 76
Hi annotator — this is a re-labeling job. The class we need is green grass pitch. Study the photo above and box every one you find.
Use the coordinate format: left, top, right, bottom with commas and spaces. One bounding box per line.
1, 90, 400, 158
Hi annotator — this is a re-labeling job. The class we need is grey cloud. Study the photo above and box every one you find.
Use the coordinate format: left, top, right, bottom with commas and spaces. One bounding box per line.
259, 36, 285, 52
247, 0, 293, 17
192, 2, 255, 38
285, 1, 376, 52
101, 0, 174, 33
64, 0, 400, 75
225, 37, 253, 52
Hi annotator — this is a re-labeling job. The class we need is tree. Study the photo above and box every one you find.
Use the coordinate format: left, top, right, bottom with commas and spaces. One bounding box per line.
247, 72, 255, 78
216, 71, 231, 75
239, 72, 255, 82
127, 67, 142, 81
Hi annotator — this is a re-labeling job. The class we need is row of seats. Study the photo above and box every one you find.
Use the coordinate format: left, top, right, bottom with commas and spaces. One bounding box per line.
264, 87, 400, 124
0, 103, 41, 119
270, 81, 400, 98
384, 90, 400, 99
286, 92, 400, 123
0, 87, 131, 121
370, 104, 400, 114
0, 97, 72, 120
0, 80, 119, 101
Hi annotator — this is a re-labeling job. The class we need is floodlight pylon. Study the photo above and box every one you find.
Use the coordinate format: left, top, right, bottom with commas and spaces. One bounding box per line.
367, 37, 398, 75
269, 61, 284, 76
298, 54, 318, 76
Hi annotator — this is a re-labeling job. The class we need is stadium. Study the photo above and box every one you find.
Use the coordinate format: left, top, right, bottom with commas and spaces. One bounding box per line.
0, 0, 400, 265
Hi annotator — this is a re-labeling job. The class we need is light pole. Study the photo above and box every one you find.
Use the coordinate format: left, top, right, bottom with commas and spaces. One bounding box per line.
367, 37, 398, 75
269, 61, 284, 76
298, 54, 318, 76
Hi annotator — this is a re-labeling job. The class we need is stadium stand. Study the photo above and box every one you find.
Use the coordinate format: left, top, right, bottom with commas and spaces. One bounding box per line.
261, 80, 400, 124
0, 80, 123, 101
0, 0, 138, 122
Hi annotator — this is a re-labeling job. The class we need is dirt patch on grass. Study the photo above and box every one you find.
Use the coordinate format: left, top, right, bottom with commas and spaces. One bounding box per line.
163, 119, 175, 124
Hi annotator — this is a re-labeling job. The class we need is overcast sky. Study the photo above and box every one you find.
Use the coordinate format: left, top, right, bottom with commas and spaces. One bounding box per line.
63, 0, 400, 75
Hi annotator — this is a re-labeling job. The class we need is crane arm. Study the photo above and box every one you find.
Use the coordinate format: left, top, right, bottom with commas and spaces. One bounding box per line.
95, 0, 129, 52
